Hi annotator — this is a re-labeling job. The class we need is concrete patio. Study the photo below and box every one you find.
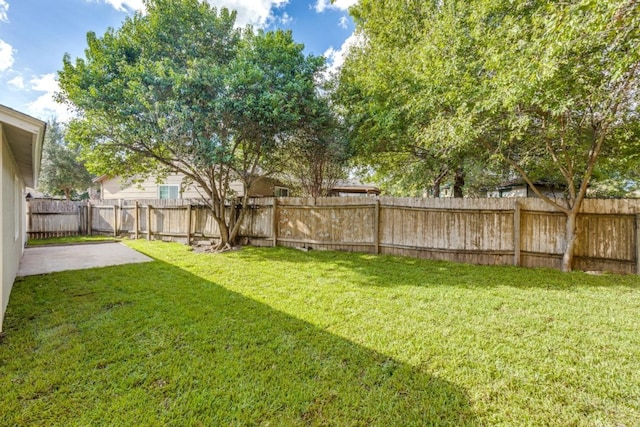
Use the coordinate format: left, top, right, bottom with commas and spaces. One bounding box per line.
17, 242, 153, 276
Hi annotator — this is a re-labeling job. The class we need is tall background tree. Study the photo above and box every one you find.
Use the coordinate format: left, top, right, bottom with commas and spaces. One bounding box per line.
338, 0, 640, 271
336, 0, 496, 198
473, 0, 640, 270
283, 95, 350, 198
57, 0, 326, 249
38, 120, 93, 200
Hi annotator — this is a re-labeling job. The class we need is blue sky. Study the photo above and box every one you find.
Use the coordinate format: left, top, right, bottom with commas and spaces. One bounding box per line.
0, 0, 357, 121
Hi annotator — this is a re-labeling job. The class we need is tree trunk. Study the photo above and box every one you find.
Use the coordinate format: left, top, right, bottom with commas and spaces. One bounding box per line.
64, 187, 72, 201
433, 182, 441, 198
433, 176, 442, 198
433, 166, 448, 198
453, 168, 465, 198
214, 212, 230, 250
561, 210, 578, 272
229, 198, 245, 246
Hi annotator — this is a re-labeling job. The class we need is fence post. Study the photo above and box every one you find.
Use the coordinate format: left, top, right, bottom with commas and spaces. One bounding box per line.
186, 203, 192, 245
134, 201, 139, 240
27, 201, 33, 238
272, 198, 278, 247
113, 205, 118, 238
514, 201, 521, 266
147, 205, 152, 241
87, 202, 93, 236
78, 204, 83, 235
374, 199, 381, 254
636, 214, 640, 275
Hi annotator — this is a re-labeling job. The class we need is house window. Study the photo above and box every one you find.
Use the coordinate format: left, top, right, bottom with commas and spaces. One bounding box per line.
158, 185, 179, 200
274, 186, 289, 197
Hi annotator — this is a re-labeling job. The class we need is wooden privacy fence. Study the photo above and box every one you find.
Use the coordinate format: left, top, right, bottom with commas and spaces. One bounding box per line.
27, 197, 640, 274
27, 200, 88, 239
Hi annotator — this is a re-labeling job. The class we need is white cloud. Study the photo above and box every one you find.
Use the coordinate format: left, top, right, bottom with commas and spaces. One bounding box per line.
27, 92, 74, 122
323, 32, 362, 78
314, 0, 357, 13
27, 74, 74, 121
338, 15, 348, 29
0, 0, 8, 22
0, 38, 14, 71
204, 0, 290, 27
95, 0, 289, 28
279, 11, 292, 25
100, 0, 144, 12
8, 75, 23, 89
30, 73, 58, 92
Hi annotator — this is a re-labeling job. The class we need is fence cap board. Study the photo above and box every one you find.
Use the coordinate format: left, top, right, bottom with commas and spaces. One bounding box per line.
28, 200, 86, 212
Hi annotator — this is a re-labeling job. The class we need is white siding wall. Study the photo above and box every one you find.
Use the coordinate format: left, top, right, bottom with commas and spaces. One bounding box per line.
101, 174, 207, 200
1, 125, 26, 333
99, 174, 280, 200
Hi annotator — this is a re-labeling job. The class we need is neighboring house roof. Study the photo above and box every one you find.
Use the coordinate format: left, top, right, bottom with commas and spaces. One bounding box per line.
331, 179, 380, 195
25, 188, 63, 200
92, 174, 109, 183
0, 105, 46, 187
494, 179, 566, 191
485, 179, 569, 198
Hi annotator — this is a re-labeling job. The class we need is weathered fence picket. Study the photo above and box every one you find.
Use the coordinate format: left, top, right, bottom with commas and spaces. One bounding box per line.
26, 197, 640, 274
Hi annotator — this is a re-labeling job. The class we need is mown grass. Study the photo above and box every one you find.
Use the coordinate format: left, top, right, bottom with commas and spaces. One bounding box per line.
2, 241, 639, 426
26, 235, 117, 246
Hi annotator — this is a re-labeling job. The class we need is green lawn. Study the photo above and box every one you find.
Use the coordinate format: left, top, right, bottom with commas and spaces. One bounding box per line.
26, 235, 117, 246
2, 241, 639, 426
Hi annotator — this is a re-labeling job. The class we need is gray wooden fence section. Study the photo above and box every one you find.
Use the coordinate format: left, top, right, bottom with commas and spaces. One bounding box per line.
27, 197, 640, 274
27, 200, 88, 238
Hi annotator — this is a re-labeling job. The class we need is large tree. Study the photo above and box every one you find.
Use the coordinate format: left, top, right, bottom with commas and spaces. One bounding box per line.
337, 0, 492, 198
340, 0, 640, 271
57, 0, 325, 249
282, 95, 350, 199
38, 120, 93, 200
473, 0, 640, 270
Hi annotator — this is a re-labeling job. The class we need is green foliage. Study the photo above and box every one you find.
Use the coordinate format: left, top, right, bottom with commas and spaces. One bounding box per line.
339, 0, 640, 269
282, 92, 350, 198
340, 0, 640, 200
57, 0, 326, 247
474, 0, 640, 269
337, 0, 495, 197
473, 0, 640, 206
37, 120, 93, 200
2, 241, 639, 425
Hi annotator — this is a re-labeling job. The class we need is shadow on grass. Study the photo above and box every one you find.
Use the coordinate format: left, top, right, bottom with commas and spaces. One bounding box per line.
1, 259, 476, 426
232, 246, 640, 290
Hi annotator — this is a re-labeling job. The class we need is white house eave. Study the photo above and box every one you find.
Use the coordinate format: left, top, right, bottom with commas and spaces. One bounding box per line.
0, 105, 44, 134
32, 124, 46, 186
0, 105, 46, 188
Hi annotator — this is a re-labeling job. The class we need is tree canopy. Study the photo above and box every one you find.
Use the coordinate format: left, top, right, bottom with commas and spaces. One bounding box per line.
472, 0, 640, 270
337, 0, 494, 197
57, 0, 326, 248
338, 0, 640, 270
282, 92, 350, 198
38, 120, 93, 200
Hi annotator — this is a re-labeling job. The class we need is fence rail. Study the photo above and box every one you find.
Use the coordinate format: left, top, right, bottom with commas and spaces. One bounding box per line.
26, 197, 640, 274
